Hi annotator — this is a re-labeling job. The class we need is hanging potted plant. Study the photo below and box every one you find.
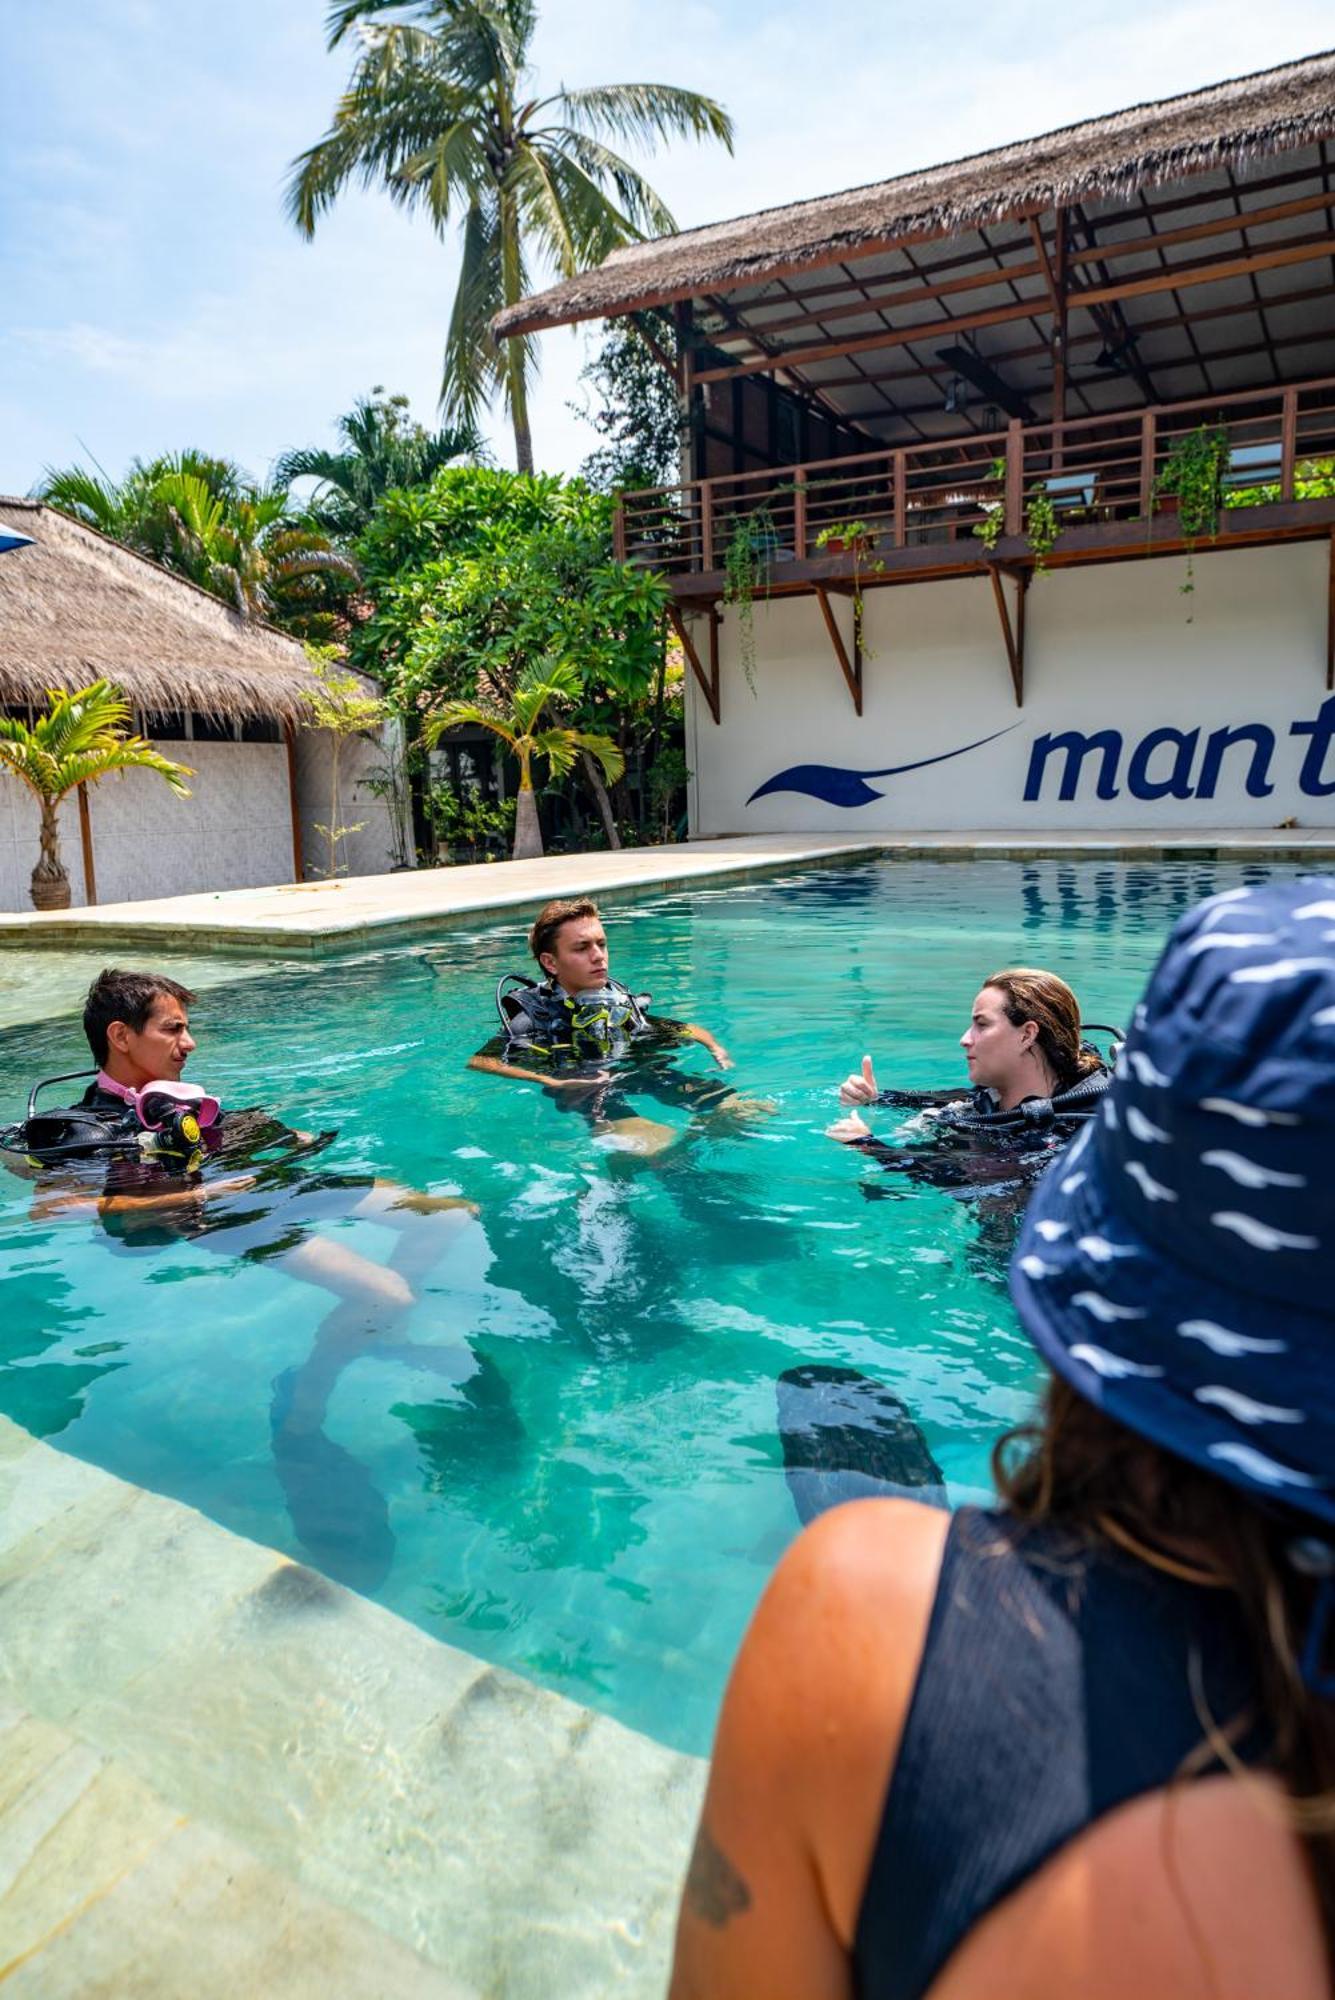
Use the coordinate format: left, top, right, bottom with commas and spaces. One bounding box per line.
722, 508, 778, 694
1151, 422, 1230, 608
814, 519, 883, 656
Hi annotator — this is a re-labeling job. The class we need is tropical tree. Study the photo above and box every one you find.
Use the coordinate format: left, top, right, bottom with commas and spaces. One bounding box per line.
276, 386, 480, 542
423, 659, 621, 860
299, 648, 393, 877
577, 311, 685, 494
287, 0, 732, 473
0, 683, 192, 910
39, 456, 359, 641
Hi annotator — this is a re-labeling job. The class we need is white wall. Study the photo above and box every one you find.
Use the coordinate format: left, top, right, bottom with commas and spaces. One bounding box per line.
0, 730, 400, 912
294, 725, 401, 881
687, 542, 1335, 833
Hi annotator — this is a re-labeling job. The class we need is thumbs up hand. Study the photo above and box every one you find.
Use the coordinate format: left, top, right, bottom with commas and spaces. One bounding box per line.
838, 1054, 880, 1106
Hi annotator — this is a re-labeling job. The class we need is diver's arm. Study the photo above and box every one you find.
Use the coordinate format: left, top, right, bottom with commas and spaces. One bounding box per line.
97, 1174, 257, 1213
678, 1022, 733, 1070
467, 1053, 609, 1093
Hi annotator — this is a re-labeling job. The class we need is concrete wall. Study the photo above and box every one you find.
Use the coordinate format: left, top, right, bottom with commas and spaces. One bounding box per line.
0, 731, 399, 912
294, 725, 402, 882
687, 541, 1335, 834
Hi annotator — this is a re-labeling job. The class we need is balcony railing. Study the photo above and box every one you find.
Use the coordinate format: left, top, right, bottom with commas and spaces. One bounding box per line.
613, 375, 1335, 580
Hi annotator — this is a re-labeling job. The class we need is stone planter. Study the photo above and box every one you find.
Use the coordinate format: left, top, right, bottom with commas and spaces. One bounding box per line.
30, 875, 71, 912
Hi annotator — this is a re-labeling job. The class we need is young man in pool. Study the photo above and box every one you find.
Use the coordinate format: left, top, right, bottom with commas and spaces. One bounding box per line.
11, 967, 477, 1310
468, 898, 753, 1151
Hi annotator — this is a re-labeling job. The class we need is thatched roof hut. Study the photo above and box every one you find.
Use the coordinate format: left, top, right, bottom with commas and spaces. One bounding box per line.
495, 49, 1335, 336
0, 497, 316, 722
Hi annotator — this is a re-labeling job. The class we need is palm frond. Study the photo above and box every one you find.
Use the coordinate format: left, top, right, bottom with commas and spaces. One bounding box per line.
423, 700, 511, 749
441, 194, 506, 426
534, 129, 675, 241
546, 82, 733, 156
570, 730, 625, 787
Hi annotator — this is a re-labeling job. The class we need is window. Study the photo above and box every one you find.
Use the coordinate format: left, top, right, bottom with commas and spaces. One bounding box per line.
142, 710, 187, 740
190, 711, 238, 742
240, 715, 282, 744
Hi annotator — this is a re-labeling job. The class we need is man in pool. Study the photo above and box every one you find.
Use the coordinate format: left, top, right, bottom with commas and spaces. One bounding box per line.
468, 897, 755, 1150
10, 967, 477, 1310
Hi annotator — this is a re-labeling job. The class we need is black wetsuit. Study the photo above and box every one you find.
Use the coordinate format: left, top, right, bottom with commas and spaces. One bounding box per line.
854, 1508, 1266, 2000
477, 979, 735, 1120
854, 1074, 1109, 1196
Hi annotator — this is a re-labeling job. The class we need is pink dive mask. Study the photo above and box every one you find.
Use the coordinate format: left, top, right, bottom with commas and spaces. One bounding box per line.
97, 1072, 222, 1132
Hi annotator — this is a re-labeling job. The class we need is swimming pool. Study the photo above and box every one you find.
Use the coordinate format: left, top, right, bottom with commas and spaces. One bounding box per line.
0, 856, 1302, 1755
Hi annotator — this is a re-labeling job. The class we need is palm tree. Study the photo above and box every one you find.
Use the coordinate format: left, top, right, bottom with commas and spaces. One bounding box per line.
423, 658, 621, 859
39, 457, 359, 641
276, 387, 480, 540
287, 0, 732, 474
0, 683, 193, 910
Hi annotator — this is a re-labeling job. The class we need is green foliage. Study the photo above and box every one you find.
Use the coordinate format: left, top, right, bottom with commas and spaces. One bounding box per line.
40, 453, 358, 641
1223, 455, 1335, 510
813, 519, 883, 655
424, 785, 516, 859
971, 458, 1008, 553
352, 465, 667, 712
1024, 486, 1060, 577
577, 312, 685, 493
646, 745, 690, 841
1152, 423, 1230, 608
288, 0, 732, 471
276, 386, 480, 542
722, 510, 778, 694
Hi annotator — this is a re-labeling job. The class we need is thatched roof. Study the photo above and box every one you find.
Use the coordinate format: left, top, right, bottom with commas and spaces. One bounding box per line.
0, 499, 317, 722
495, 49, 1335, 336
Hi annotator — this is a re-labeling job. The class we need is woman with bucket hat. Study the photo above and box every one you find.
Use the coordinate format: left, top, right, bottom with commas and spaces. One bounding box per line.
671, 876, 1335, 2000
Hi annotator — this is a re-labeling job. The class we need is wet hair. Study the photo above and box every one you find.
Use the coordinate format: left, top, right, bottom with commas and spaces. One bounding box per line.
995, 1378, 1335, 1981
83, 968, 195, 1065
983, 966, 1100, 1093
528, 898, 601, 969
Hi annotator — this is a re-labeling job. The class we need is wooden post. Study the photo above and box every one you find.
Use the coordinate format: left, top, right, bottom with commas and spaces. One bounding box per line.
1139, 411, 1157, 517
700, 479, 715, 571
284, 722, 304, 881
793, 471, 807, 561
1004, 421, 1024, 538
1050, 209, 1068, 471
815, 586, 863, 714
1280, 387, 1298, 503
612, 500, 626, 561
76, 783, 97, 907
892, 450, 906, 548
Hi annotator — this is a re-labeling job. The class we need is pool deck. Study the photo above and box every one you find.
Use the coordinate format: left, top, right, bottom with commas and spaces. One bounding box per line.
2, 829, 1333, 956
0, 1417, 705, 1998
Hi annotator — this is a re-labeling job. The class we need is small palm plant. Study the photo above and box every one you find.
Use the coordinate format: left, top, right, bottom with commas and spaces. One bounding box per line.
0, 682, 193, 910
423, 660, 621, 861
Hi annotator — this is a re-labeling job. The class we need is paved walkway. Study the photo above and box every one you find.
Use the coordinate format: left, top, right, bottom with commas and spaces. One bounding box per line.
2, 830, 1332, 956
0, 1417, 704, 1998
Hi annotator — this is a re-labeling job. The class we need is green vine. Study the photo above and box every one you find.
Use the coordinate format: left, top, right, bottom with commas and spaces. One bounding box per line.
813, 518, 883, 657
722, 509, 776, 693
972, 461, 1059, 575
1152, 422, 1230, 609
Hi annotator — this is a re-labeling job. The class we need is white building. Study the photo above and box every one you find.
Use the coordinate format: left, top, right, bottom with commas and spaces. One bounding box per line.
496, 53, 1335, 836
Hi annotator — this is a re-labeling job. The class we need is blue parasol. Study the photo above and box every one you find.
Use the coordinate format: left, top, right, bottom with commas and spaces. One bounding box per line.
0, 520, 35, 554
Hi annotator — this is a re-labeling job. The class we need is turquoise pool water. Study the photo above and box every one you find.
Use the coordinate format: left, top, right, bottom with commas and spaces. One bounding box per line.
0, 857, 1302, 1753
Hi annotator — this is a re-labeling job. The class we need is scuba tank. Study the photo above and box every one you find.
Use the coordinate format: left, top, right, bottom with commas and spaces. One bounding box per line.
1, 1071, 220, 1168
495, 974, 653, 1060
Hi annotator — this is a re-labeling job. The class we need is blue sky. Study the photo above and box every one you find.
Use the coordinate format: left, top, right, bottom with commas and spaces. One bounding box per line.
2, 0, 1331, 497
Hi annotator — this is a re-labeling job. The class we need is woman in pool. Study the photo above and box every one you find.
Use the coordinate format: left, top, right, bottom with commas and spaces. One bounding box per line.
672, 877, 1335, 2000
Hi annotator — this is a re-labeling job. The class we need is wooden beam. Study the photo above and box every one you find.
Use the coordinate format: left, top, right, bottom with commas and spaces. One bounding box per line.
693, 298, 1041, 387
76, 784, 97, 906
668, 603, 720, 724
1072, 232, 1335, 312
284, 723, 304, 882
1066, 187, 1335, 270
815, 586, 862, 713
731, 257, 1045, 341
988, 566, 1027, 707
1051, 209, 1068, 468
1027, 217, 1061, 317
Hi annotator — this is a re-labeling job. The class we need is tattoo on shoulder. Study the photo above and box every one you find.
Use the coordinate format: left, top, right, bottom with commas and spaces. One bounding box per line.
684, 1821, 752, 1928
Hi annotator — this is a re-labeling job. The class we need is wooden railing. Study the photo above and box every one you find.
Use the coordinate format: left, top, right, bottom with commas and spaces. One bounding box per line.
613, 375, 1335, 577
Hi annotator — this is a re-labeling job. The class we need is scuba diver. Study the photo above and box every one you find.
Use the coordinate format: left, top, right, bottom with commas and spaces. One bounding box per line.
469, 897, 762, 1153
2, 968, 489, 1592
827, 967, 1118, 1197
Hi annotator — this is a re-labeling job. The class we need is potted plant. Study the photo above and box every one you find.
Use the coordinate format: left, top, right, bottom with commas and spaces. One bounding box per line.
814, 519, 883, 656
0, 681, 192, 910
1151, 423, 1230, 606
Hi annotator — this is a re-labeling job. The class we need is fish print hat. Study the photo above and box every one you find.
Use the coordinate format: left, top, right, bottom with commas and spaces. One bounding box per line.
1011, 875, 1335, 1527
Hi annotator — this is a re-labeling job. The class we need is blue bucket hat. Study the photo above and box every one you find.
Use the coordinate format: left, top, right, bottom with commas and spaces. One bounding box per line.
1011, 875, 1335, 1528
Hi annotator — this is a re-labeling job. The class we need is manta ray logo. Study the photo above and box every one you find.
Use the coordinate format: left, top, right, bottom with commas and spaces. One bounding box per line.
747, 724, 1020, 808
